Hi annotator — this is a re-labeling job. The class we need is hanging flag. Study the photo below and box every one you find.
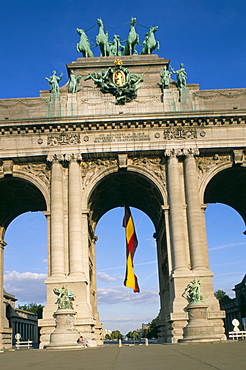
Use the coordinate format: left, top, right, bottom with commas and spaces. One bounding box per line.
123, 206, 140, 293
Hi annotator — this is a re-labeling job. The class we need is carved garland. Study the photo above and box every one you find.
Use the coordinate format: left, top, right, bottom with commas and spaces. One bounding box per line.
132, 157, 166, 183
81, 159, 117, 189
15, 163, 50, 187
196, 154, 230, 174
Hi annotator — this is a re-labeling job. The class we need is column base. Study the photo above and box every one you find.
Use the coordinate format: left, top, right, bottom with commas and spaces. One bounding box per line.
45, 309, 80, 349
180, 303, 225, 343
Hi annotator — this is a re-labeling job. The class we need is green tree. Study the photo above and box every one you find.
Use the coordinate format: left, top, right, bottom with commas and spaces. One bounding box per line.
214, 290, 230, 302
111, 330, 122, 340
126, 331, 133, 339
18, 303, 44, 319
147, 315, 159, 339
141, 328, 148, 338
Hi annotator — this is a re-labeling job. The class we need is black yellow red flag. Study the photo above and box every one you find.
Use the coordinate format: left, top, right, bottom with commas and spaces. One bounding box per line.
123, 206, 140, 293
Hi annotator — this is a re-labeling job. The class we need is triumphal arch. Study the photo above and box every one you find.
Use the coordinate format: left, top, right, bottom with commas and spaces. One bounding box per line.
1, 21, 246, 349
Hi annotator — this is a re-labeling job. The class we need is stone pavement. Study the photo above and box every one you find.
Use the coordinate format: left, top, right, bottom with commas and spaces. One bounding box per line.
1, 342, 246, 370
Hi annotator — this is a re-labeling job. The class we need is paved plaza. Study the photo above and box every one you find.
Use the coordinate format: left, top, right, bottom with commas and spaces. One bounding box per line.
1, 342, 246, 370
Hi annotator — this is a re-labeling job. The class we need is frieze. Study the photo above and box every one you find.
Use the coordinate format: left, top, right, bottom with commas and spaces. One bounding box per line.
132, 157, 166, 183
94, 132, 150, 143
47, 133, 81, 146
15, 163, 50, 186
0, 98, 48, 109
196, 154, 230, 174
193, 89, 246, 100
81, 158, 117, 189
164, 127, 197, 140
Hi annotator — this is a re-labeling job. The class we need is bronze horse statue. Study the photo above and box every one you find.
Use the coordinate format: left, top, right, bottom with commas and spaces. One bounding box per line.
123, 18, 140, 55
141, 26, 160, 55
76, 28, 94, 57
96, 18, 110, 56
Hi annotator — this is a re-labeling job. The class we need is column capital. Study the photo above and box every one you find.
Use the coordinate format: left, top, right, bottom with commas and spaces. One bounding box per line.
0, 241, 7, 249
165, 148, 199, 158
183, 148, 200, 157
47, 153, 82, 163
65, 153, 82, 162
47, 153, 65, 163
165, 148, 184, 157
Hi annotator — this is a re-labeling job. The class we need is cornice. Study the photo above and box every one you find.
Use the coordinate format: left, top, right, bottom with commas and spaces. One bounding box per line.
0, 110, 245, 136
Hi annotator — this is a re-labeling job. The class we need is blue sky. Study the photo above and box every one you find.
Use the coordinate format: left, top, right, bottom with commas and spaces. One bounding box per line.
2, 1, 246, 334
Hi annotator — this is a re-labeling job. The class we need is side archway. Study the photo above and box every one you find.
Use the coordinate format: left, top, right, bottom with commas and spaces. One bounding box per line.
0, 173, 48, 349
204, 166, 246, 224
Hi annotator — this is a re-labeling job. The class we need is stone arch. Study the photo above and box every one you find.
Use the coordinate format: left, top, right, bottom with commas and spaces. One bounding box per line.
202, 165, 246, 224
86, 165, 169, 342
0, 173, 48, 231
198, 159, 232, 204
87, 167, 166, 230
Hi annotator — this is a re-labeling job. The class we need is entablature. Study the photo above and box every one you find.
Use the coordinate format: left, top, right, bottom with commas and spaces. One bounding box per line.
0, 110, 245, 136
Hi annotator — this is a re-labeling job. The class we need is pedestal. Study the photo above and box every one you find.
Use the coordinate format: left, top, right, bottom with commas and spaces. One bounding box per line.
46, 309, 80, 349
181, 303, 222, 343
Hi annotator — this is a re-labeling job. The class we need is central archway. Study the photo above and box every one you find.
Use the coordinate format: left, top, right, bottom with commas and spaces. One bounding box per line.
87, 169, 169, 340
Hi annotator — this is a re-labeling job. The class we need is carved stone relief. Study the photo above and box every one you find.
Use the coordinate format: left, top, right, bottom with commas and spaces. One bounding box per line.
15, 163, 50, 187
81, 158, 117, 189
196, 154, 230, 174
131, 157, 166, 183
164, 127, 197, 140
193, 90, 246, 100
47, 133, 81, 146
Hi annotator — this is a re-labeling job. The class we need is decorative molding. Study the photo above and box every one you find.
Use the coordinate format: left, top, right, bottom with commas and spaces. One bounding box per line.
3, 160, 14, 176
164, 148, 184, 157
132, 157, 166, 183
193, 89, 246, 99
164, 127, 197, 140
196, 154, 230, 173
47, 133, 81, 146
232, 150, 244, 165
118, 154, 128, 169
64, 153, 82, 162
183, 148, 200, 157
47, 154, 65, 162
81, 158, 117, 189
15, 163, 50, 186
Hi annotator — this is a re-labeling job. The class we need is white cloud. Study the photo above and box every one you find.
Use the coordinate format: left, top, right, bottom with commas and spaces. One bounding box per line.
99, 260, 157, 272
97, 272, 118, 282
209, 242, 246, 251
4, 270, 47, 305
97, 286, 159, 305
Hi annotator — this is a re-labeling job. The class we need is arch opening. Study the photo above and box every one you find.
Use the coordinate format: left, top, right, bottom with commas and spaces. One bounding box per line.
204, 166, 246, 335
0, 176, 48, 346
0, 177, 47, 230
204, 166, 246, 225
88, 171, 166, 336
89, 171, 164, 229
95, 207, 159, 335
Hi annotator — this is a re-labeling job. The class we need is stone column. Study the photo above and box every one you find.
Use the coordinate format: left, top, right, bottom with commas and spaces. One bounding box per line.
166, 150, 189, 271
49, 156, 65, 277
0, 237, 7, 329
184, 150, 209, 270
67, 154, 83, 276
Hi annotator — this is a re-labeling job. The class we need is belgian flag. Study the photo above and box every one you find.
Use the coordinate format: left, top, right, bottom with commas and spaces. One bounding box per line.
123, 206, 140, 293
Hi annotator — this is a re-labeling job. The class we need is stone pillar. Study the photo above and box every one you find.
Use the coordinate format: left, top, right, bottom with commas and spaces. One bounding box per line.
184, 150, 209, 270
0, 238, 7, 330
49, 157, 65, 277
166, 151, 189, 271
0, 230, 11, 350
67, 154, 83, 276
